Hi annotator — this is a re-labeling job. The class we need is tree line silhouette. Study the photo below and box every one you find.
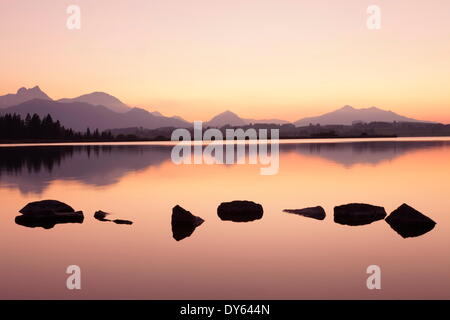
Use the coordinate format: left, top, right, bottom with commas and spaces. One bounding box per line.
0, 113, 115, 141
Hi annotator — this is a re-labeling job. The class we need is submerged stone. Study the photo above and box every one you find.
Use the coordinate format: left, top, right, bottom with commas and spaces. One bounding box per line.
113, 219, 133, 225
385, 203, 436, 238
283, 206, 326, 220
19, 200, 75, 216
16, 200, 83, 229
334, 203, 386, 226
94, 210, 111, 221
171, 205, 204, 241
15, 211, 84, 229
217, 200, 263, 222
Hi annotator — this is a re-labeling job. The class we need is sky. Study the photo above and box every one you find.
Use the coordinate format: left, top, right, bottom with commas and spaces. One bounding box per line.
0, 0, 449, 122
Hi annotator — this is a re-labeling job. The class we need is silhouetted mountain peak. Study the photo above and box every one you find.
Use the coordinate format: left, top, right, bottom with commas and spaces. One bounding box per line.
17, 87, 28, 94
206, 110, 247, 127
222, 110, 236, 115
0, 86, 52, 108
58, 91, 130, 113
83, 91, 122, 102
340, 105, 355, 111
214, 110, 239, 118
27, 86, 46, 96
295, 105, 430, 126
17, 86, 44, 95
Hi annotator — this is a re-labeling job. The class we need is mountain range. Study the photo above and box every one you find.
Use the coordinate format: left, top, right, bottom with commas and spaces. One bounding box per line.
293, 105, 432, 126
0, 86, 435, 132
0, 87, 190, 131
0, 100, 190, 131
204, 107, 432, 127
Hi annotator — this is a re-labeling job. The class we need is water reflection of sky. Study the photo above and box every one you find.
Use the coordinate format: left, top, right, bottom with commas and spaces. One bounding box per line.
1, 139, 450, 299
1, 140, 450, 194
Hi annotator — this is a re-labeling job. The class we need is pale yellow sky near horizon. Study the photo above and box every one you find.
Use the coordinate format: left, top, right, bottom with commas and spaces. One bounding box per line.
1, 0, 449, 122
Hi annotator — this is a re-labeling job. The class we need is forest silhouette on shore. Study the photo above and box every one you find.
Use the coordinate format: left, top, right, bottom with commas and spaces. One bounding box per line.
0, 113, 139, 142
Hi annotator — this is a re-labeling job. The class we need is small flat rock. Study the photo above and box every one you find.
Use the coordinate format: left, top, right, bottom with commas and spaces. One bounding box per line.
217, 200, 263, 222
113, 219, 133, 225
334, 203, 386, 226
385, 203, 436, 238
283, 206, 326, 220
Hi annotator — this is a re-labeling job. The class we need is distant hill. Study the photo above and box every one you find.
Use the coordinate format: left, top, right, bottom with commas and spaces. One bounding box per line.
58, 92, 130, 113
0, 86, 52, 108
0, 100, 190, 132
294, 105, 432, 126
205, 110, 289, 127
205, 111, 247, 127
244, 118, 290, 125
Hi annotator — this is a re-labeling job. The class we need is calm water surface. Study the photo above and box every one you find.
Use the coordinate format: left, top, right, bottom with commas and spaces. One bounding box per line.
1, 138, 450, 299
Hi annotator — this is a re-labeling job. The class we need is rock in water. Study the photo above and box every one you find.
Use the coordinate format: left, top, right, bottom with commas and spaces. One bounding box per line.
334, 203, 386, 226
94, 210, 111, 221
113, 219, 133, 225
19, 200, 75, 216
94, 210, 132, 225
283, 206, 326, 220
15, 211, 84, 229
385, 203, 436, 238
172, 205, 204, 226
171, 205, 204, 241
16, 200, 83, 229
217, 200, 263, 222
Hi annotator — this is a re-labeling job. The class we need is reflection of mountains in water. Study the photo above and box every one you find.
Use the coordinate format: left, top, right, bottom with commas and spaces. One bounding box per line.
0, 145, 171, 194
281, 140, 450, 167
1, 140, 449, 194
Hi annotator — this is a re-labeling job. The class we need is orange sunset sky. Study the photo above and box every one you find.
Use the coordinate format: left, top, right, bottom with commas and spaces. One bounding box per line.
1, 0, 449, 122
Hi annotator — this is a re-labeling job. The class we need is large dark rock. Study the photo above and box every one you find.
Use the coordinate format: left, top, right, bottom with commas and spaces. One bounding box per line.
217, 200, 263, 222
334, 203, 386, 226
15, 211, 84, 229
171, 205, 204, 241
19, 200, 75, 216
16, 200, 83, 229
385, 203, 436, 238
283, 206, 326, 220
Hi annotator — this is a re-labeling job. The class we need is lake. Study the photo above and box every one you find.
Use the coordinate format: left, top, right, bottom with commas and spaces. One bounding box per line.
1, 137, 449, 299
